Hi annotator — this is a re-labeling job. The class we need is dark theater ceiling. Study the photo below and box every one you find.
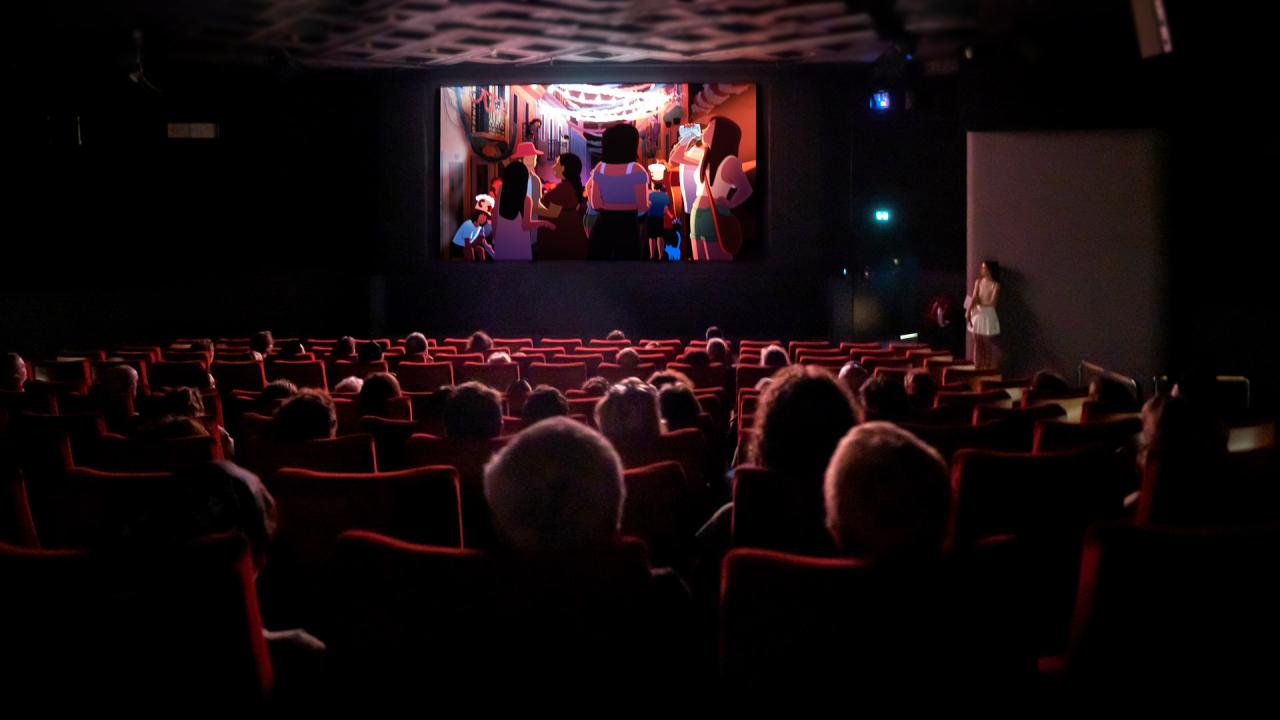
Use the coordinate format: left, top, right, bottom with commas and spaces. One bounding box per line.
36, 1, 984, 70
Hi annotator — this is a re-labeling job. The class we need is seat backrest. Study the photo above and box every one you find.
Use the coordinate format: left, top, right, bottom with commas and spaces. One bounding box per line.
720, 548, 953, 685
526, 362, 589, 392
356, 416, 429, 471
579, 346, 620, 363
734, 365, 776, 391
620, 461, 688, 569
567, 396, 602, 423
669, 362, 729, 391
1, 468, 38, 547
86, 433, 221, 473
241, 434, 376, 478
1064, 524, 1280, 696
458, 361, 519, 391
16, 411, 107, 478
924, 358, 973, 384
933, 389, 1010, 410
491, 338, 534, 351
330, 360, 391, 385
731, 465, 836, 556
404, 434, 510, 548
841, 341, 883, 352
163, 350, 213, 367
787, 340, 835, 356
49, 467, 172, 547
523, 346, 567, 359
395, 361, 454, 392
596, 363, 656, 384
950, 446, 1132, 550
1032, 417, 1142, 454
211, 360, 266, 393
32, 359, 92, 393
796, 348, 848, 363
266, 360, 328, 391
872, 366, 912, 384
272, 465, 461, 551
438, 353, 484, 375
973, 402, 1066, 425
899, 419, 1024, 460
940, 366, 1001, 388
147, 360, 215, 391
538, 338, 583, 351
851, 347, 900, 362
0, 533, 272, 704
260, 466, 462, 629
633, 352, 667, 369
326, 530, 654, 688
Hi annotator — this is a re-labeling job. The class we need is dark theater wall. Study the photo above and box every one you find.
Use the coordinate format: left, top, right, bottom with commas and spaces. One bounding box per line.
4, 60, 967, 353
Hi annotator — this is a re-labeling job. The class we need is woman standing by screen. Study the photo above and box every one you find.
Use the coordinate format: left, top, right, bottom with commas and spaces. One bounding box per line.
967, 260, 1001, 369
493, 161, 553, 261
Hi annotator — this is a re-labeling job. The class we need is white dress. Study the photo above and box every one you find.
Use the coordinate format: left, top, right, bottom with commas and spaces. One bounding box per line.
969, 278, 1000, 336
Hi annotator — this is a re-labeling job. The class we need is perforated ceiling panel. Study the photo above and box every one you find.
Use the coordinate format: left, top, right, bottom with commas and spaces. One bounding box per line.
164, 0, 977, 68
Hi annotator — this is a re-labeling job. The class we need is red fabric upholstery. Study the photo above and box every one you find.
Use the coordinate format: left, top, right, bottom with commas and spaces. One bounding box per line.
149, 360, 213, 390
934, 389, 1011, 409
621, 461, 690, 569
731, 465, 836, 556
941, 366, 1001, 387
537, 337, 583, 351
899, 419, 1025, 459
356, 416, 429, 471
596, 363, 656, 384
32, 359, 92, 393
950, 447, 1134, 653
720, 548, 948, 685
259, 465, 461, 628
0, 533, 272, 704
491, 337, 534, 351
211, 360, 267, 393
1032, 417, 1143, 454
1, 468, 38, 547
330, 360, 391, 385
526, 362, 589, 392
241, 434, 376, 478
86, 433, 222, 472
1061, 524, 1280, 698
266, 360, 328, 391
326, 530, 659, 692
404, 434, 509, 548
395, 361, 454, 392
734, 365, 776, 391
458, 361, 519, 390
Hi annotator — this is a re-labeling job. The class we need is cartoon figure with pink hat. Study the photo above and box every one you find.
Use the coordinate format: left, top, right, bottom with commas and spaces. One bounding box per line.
510, 140, 545, 215
510, 140, 547, 249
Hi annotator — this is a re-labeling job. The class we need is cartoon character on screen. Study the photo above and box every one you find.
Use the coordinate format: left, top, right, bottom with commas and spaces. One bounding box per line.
535, 153, 590, 260
472, 194, 497, 260
669, 116, 751, 261
493, 161, 553, 261
645, 162, 673, 261
450, 195, 496, 261
664, 217, 683, 262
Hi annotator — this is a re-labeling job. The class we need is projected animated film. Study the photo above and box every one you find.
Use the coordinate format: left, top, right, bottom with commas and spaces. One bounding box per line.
440, 83, 758, 262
